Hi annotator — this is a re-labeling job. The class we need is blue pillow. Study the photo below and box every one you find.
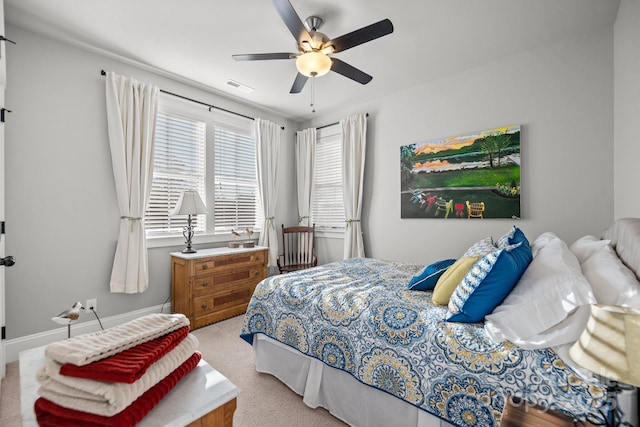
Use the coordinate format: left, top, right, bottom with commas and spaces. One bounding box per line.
446, 228, 532, 323
497, 225, 527, 249
462, 236, 497, 257
408, 259, 456, 291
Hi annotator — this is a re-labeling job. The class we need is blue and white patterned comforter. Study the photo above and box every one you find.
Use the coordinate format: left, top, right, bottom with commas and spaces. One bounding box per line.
240, 258, 605, 426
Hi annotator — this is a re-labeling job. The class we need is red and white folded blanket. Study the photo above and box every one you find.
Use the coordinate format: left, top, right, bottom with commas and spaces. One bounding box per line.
45, 313, 189, 366
37, 333, 199, 416
59, 325, 189, 384
34, 351, 202, 427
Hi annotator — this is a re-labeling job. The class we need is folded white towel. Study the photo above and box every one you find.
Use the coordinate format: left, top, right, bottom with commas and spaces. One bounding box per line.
45, 313, 189, 366
36, 333, 199, 416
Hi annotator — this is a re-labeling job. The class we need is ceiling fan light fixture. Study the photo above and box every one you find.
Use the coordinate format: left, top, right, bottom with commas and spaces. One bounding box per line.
296, 51, 332, 77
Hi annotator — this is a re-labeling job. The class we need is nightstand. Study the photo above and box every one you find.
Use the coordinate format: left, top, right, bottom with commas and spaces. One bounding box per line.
501, 395, 599, 427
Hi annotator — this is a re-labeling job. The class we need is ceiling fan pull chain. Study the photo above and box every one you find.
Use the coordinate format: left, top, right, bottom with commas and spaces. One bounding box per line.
310, 72, 317, 113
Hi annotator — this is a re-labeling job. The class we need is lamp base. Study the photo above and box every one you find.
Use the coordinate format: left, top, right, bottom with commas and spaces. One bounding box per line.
182, 216, 197, 254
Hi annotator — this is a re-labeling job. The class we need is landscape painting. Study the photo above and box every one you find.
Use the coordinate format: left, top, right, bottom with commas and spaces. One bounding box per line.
400, 125, 521, 219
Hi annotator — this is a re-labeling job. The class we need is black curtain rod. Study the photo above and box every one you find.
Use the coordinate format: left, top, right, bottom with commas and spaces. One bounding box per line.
316, 113, 369, 130
100, 70, 284, 130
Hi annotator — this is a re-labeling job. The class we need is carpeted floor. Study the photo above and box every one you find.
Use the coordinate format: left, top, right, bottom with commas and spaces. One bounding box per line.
0, 314, 346, 426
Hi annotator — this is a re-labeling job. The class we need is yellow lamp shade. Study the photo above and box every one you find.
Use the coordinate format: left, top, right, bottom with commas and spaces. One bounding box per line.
569, 304, 640, 387
295, 51, 332, 77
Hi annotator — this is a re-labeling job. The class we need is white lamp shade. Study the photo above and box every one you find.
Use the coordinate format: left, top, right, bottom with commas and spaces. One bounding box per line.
296, 51, 332, 77
170, 190, 208, 216
569, 304, 640, 387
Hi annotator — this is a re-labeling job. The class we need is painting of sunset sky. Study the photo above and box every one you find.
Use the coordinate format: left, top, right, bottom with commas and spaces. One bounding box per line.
400, 125, 521, 219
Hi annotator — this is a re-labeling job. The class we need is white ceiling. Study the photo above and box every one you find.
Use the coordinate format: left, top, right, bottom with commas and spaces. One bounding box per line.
4, 0, 620, 121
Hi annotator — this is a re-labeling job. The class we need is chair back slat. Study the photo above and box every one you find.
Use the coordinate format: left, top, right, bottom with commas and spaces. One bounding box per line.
277, 224, 317, 274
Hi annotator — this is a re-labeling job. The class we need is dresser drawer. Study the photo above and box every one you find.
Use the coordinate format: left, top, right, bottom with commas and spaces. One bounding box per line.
194, 252, 265, 275
193, 288, 254, 317
193, 267, 265, 297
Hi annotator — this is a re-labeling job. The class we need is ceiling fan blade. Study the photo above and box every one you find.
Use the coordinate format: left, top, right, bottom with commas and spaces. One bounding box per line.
233, 53, 296, 61
330, 58, 372, 85
273, 0, 312, 44
329, 19, 394, 53
290, 73, 309, 93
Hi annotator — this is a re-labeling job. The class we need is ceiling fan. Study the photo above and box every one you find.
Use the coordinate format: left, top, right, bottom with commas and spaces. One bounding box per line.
232, 0, 394, 94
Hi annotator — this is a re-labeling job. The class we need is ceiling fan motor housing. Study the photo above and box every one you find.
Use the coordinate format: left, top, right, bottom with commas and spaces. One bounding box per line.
305, 16, 323, 32
299, 30, 329, 52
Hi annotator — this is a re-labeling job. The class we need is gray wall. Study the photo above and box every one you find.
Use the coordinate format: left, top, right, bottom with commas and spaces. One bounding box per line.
4, 24, 298, 339
3, 17, 626, 340
307, 26, 616, 265
614, 0, 640, 218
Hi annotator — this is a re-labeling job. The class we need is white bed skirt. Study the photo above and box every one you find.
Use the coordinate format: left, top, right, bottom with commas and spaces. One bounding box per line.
254, 334, 638, 427
253, 333, 454, 427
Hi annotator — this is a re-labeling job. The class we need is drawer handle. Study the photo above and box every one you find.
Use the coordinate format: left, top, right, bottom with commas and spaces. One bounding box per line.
202, 281, 209, 287
202, 264, 209, 270
201, 303, 208, 309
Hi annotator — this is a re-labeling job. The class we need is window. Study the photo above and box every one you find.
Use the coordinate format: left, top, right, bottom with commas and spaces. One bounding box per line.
311, 125, 345, 230
145, 95, 261, 240
146, 111, 206, 236
213, 127, 262, 233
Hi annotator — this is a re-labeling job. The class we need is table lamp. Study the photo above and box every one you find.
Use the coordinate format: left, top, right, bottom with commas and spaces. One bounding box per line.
569, 304, 640, 427
171, 190, 208, 253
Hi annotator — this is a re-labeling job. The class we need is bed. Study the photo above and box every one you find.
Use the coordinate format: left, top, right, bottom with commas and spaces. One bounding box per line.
240, 219, 640, 427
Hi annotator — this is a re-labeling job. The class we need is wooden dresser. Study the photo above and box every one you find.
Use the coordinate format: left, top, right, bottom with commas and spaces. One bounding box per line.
171, 246, 268, 329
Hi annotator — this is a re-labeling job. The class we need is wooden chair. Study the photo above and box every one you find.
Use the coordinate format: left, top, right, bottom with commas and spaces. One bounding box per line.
466, 201, 485, 218
277, 224, 317, 274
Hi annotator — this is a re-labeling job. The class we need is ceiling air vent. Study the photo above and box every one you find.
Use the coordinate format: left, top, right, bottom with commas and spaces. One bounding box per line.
225, 79, 254, 93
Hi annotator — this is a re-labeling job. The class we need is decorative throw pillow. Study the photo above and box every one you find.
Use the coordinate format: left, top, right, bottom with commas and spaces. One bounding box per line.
447, 230, 533, 323
432, 256, 481, 305
462, 237, 496, 258
408, 259, 456, 291
495, 227, 515, 249
497, 225, 528, 249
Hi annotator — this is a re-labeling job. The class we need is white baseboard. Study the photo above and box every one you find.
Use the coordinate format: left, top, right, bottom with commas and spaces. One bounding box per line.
5, 304, 172, 363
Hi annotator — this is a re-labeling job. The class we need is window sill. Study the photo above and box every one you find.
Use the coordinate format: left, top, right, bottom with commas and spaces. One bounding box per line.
146, 232, 260, 249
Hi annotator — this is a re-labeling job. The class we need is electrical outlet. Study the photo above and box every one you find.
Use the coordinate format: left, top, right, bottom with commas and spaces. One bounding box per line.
86, 298, 97, 313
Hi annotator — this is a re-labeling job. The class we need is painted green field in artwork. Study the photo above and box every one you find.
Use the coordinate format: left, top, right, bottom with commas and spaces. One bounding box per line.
400, 125, 521, 219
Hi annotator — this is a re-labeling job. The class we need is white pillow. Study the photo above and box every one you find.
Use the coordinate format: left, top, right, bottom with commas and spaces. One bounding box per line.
569, 235, 611, 264
603, 218, 640, 279
484, 232, 596, 345
509, 305, 592, 350
581, 244, 640, 308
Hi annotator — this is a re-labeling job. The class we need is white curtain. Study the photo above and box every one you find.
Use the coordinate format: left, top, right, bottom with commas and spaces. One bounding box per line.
105, 71, 159, 293
341, 114, 367, 259
296, 128, 316, 226
256, 118, 281, 267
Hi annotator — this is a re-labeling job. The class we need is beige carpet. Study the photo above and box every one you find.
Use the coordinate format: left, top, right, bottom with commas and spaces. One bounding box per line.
0, 315, 346, 426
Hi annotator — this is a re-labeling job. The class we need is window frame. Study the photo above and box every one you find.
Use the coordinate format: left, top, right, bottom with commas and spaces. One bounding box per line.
146, 95, 261, 248
311, 124, 345, 235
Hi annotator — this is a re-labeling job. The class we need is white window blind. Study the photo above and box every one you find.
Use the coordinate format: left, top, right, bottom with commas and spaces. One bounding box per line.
145, 111, 206, 235
311, 127, 345, 230
214, 127, 262, 233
